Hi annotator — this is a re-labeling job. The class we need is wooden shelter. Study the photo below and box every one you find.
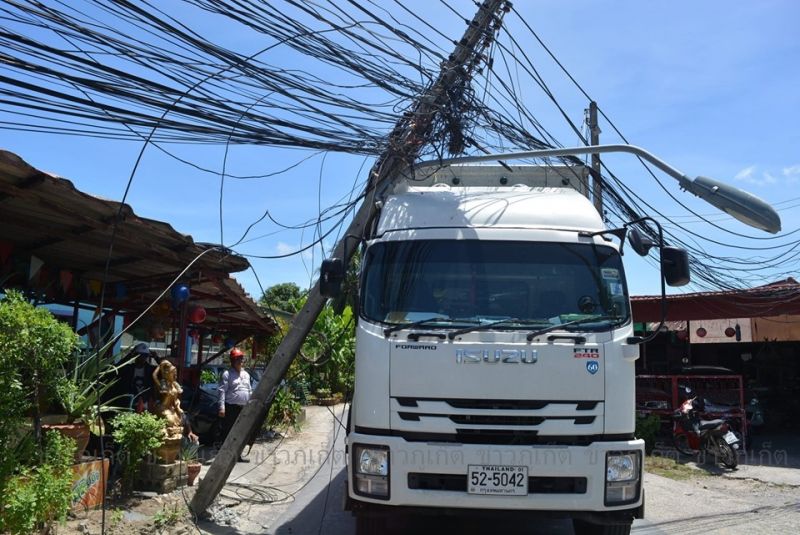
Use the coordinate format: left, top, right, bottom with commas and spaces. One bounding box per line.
0, 149, 276, 375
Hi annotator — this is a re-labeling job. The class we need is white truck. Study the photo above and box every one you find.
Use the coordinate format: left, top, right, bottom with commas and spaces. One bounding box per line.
314, 142, 778, 534
323, 165, 672, 535
322, 163, 670, 535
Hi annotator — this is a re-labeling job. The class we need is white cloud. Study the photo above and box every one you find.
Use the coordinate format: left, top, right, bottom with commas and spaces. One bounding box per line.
275, 240, 318, 262
734, 165, 757, 181
275, 241, 294, 256
733, 165, 780, 187
783, 165, 800, 183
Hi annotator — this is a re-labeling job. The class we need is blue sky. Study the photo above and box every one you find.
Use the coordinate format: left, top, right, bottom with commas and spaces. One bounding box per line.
2, 0, 798, 299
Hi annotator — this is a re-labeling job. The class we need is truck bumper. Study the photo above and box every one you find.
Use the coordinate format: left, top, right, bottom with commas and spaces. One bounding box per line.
346, 431, 644, 517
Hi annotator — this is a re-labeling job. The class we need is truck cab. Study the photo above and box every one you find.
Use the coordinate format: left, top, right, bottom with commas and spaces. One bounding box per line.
343, 165, 645, 534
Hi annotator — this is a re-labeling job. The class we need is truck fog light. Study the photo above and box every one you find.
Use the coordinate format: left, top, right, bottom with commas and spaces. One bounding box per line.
606, 482, 639, 503
605, 451, 641, 505
355, 475, 389, 497
353, 444, 390, 499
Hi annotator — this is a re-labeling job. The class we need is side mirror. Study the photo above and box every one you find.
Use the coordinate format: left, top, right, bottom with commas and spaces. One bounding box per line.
320, 258, 344, 298
628, 228, 656, 257
661, 247, 690, 286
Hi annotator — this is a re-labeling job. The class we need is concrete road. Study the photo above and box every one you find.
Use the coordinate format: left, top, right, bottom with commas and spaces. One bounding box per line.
199, 406, 797, 535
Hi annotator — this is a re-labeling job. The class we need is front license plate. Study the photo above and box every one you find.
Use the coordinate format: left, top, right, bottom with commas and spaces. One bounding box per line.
723, 431, 739, 445
467, 465, 528, 496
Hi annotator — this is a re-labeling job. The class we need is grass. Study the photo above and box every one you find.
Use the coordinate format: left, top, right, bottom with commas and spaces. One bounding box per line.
152, 504, 183, 530
645, 455, 705, 481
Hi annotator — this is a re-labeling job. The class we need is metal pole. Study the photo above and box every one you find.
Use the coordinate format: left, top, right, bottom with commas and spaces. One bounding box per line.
589, 101, 602, 216
190, 0, 509, 514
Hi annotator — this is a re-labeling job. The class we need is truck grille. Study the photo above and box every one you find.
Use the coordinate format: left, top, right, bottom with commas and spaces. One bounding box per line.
407, 473, 587, 494
397, 398, 599, 411
391, 397, 604, 439
398, 412, 596, 426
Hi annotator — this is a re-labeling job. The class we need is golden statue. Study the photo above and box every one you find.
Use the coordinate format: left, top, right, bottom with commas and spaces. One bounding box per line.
152, 360, 183, 441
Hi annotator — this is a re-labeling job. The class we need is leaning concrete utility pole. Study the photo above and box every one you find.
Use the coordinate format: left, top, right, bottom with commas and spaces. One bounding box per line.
588, 101, 602, 215
191, 0, 510, 514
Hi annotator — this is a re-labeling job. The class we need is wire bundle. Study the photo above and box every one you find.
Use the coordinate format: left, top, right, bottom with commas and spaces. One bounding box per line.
0, 0, 796, 293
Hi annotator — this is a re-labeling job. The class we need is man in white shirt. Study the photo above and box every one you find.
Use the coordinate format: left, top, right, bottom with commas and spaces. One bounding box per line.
218, 347, 253, 462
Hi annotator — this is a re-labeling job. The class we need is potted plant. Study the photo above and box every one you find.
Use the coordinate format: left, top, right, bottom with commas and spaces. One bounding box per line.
180, 442, 202, 486
53, 350, 130, 460
111, 412, 165, 495
313, 387, 337, 406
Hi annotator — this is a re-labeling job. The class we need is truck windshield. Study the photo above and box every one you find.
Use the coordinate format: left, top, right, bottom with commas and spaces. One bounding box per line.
361, 240, 629, 331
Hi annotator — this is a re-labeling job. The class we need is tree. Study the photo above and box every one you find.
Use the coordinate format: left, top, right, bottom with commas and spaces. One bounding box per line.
0, 290, 79, 451
259, 282, 303, 314
0, 290, 80, 525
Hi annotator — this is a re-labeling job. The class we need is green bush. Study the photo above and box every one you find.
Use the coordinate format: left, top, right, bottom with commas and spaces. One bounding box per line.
0, 290, 78, 454
0, 430, 76, 535
294, 302, 355, 396
200, 368, 218, 385
0, 290, 78, 533
111, 412, 165, 493
267, 385, 302, 431
635, 413, 661, 454
260, 283, 356, 397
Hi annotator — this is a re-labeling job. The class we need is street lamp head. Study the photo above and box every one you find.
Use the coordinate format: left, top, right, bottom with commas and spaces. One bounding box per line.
417, 144, 783, 234
680, 175, 782, 234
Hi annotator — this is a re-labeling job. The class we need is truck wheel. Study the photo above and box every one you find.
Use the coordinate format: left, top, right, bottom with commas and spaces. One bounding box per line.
355, 514, 388, 535
572, 519, 632, 535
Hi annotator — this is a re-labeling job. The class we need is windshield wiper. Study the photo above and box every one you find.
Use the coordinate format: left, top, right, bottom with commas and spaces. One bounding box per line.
447, 318, 551, 340
383, 317, 480, 337
526, 315, 623, 342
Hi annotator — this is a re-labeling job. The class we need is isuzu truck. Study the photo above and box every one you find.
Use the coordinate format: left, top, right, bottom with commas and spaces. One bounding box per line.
319, 155, 778, 534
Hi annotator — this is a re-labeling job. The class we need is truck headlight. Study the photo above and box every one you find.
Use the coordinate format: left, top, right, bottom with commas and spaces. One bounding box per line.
353, 445, 390, 499
605, 451, 641, 505
607, 453, 637, 482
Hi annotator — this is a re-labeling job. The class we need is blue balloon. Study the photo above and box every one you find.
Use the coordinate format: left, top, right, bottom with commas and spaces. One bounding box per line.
171, 283, 190, 303
224, 337, 235, 349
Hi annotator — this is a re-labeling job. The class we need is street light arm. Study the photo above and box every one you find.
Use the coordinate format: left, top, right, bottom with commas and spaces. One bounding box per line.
416, 144, 781, 234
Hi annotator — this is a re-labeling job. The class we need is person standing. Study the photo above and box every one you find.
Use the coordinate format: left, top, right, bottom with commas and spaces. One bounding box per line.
122, 342, 157, 412
218, 347, 252, 462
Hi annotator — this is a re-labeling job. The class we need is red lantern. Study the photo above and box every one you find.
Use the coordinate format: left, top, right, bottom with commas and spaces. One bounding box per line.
676, 330, 688, 341
150, 323, 166, 340
724, 327, 736, 338
189, 306, 207, 324
696, 327, 707, 338
155, 301, 171, 316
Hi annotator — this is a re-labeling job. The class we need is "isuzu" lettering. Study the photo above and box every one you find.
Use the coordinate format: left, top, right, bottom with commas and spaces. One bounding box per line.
456, 349, 538, 364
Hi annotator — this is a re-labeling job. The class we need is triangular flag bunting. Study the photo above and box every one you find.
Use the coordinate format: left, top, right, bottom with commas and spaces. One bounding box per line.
60, 270, 73, 292
29, 255, 44, 280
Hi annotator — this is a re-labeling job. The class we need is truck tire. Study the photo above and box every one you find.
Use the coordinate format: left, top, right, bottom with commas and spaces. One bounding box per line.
355, 514, 388, 535
572, 519, 632, 535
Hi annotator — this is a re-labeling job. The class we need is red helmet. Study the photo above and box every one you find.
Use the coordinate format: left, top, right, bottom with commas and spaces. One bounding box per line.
230, 348, 245, 359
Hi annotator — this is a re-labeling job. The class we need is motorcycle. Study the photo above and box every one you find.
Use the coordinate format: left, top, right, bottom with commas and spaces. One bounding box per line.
672, 395, 740, 469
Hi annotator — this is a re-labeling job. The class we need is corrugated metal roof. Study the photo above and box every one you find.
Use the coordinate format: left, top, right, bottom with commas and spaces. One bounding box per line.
0, 149, 275, 334
631, 278, 800, 322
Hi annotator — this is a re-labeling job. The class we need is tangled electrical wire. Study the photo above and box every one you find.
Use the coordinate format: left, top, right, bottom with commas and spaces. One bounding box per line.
0, 0, 796, 297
